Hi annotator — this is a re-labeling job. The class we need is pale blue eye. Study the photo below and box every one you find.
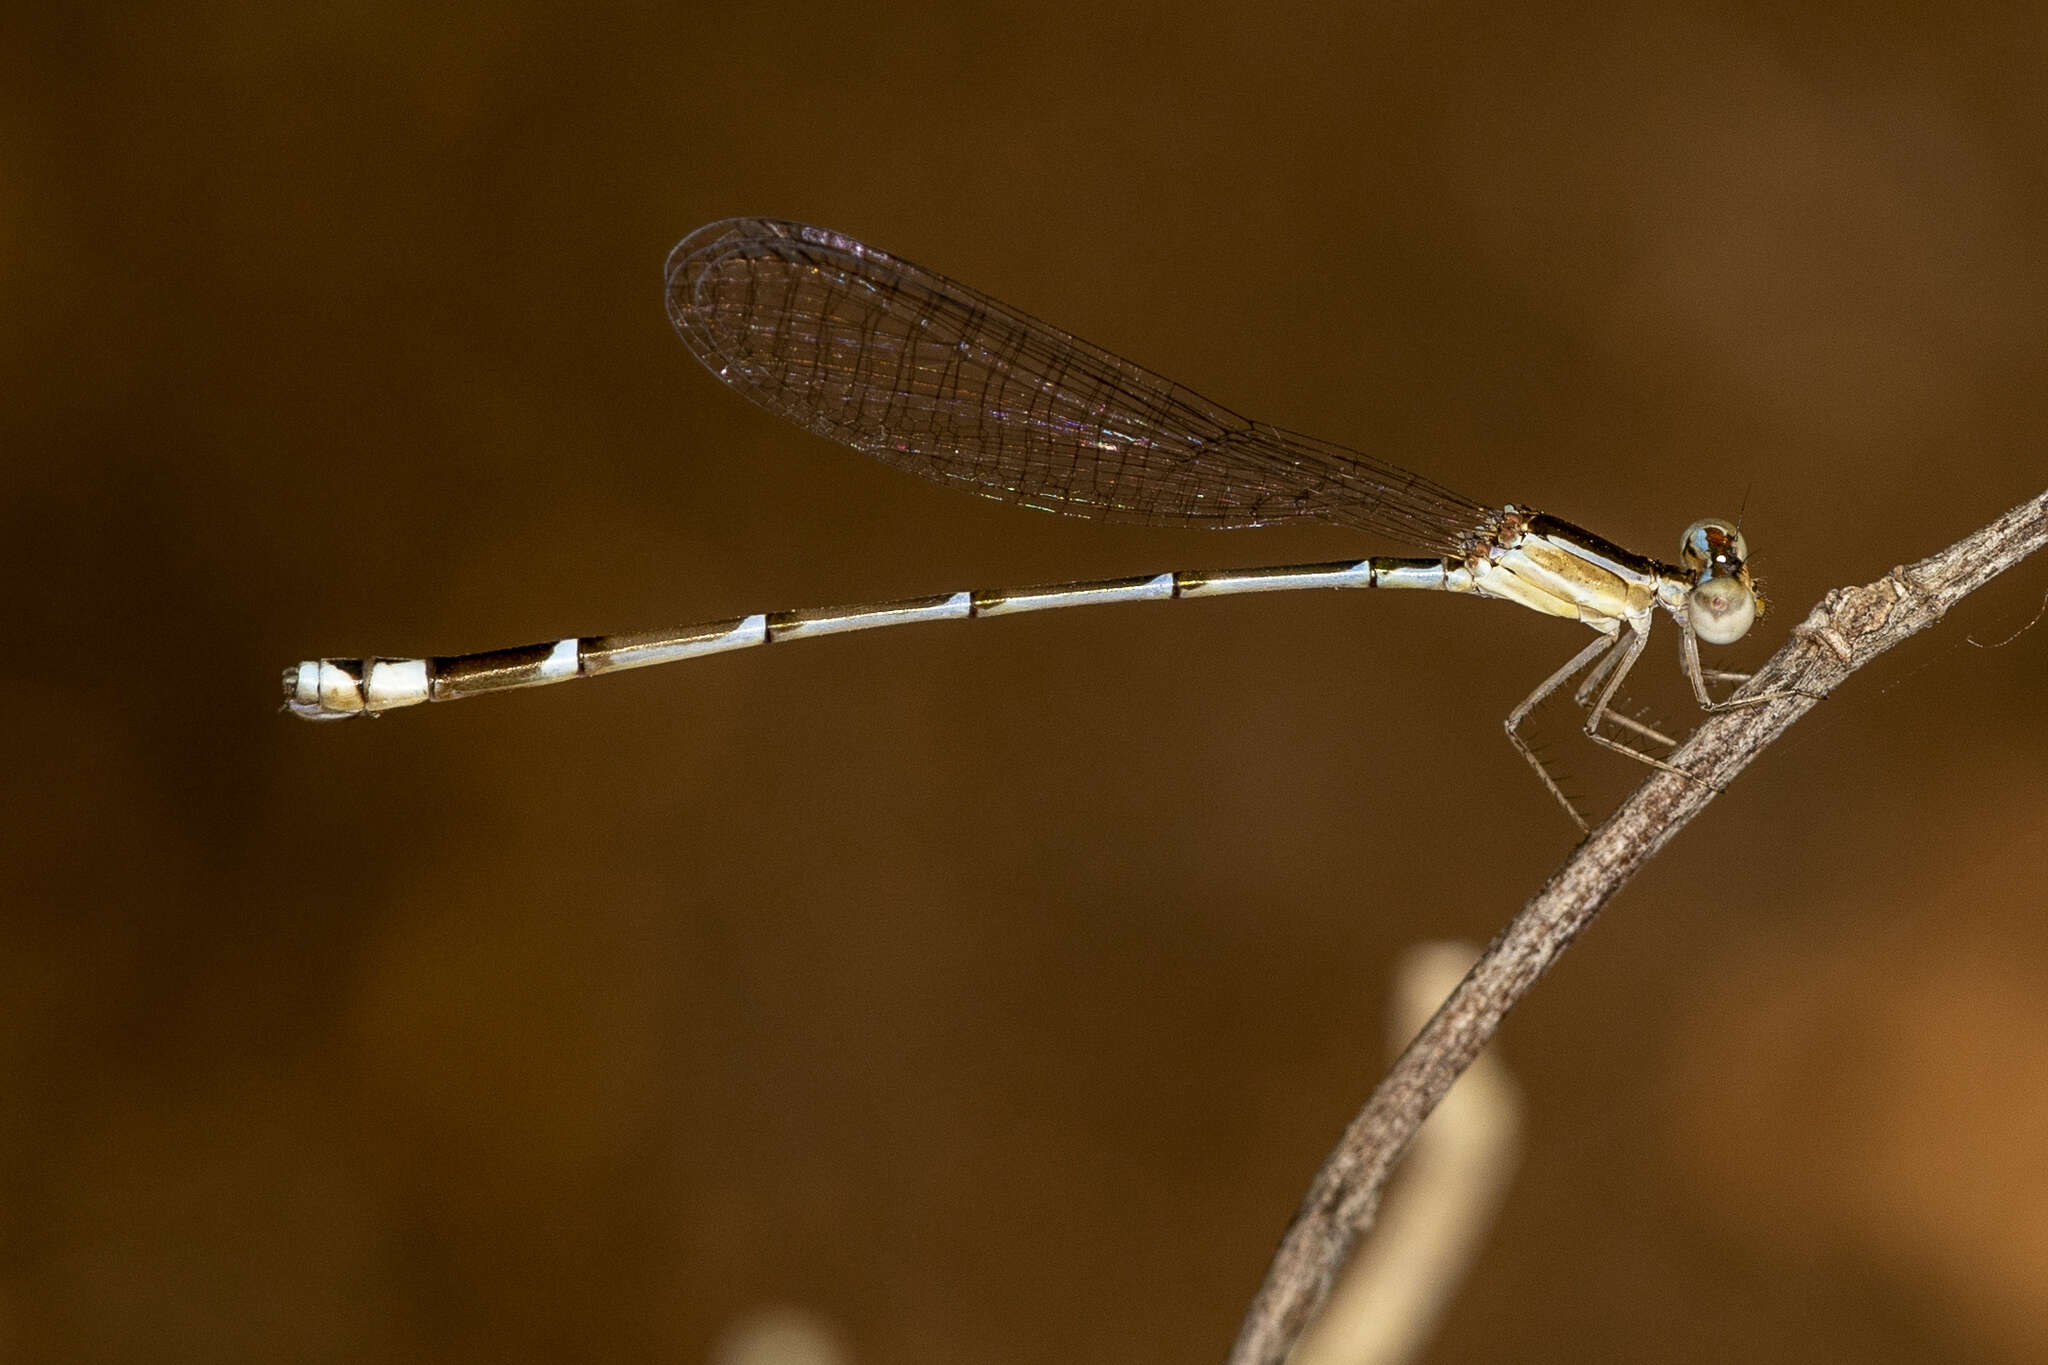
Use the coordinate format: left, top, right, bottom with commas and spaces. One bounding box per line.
1680, 518, 1747, 571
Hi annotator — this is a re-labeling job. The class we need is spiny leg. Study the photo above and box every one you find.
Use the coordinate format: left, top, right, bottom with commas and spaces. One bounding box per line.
1570, 637, 1625, 704
1569, 639, 1679, 748
1580, 623, 1695, 778
1505, 631, 1624, 832
1595, 707, 1682, 750
1580, 615, 1826, 801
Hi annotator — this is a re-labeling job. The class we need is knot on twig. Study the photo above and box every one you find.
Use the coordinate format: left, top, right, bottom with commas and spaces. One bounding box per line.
1821, 576, 1919, 641
1790, 589, 1858, 665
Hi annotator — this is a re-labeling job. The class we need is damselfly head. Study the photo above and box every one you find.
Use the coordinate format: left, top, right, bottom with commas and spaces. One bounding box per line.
1679, 518, 1747, 573
1679, 517, 1758, 644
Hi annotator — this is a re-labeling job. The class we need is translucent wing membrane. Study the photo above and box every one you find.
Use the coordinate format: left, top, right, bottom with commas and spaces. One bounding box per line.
665, 218, 1494, 557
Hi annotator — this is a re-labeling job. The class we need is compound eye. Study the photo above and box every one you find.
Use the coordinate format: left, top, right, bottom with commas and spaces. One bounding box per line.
1680, 518, 1748, 572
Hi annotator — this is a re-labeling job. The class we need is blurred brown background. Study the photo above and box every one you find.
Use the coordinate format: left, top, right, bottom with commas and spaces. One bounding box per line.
7, 2, 2048, 1361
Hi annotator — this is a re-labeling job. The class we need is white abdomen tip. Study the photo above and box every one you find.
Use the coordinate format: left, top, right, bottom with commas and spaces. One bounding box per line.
282, 659, 360, 719
282, 662, 318, 714
282, 657, 432, 719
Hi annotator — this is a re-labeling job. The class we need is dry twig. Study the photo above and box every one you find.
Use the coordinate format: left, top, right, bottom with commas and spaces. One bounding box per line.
1227, 486, 2048, 1365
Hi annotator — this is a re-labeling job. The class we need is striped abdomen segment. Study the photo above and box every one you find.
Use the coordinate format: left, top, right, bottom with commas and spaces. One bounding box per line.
283, 557, 1470, 719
